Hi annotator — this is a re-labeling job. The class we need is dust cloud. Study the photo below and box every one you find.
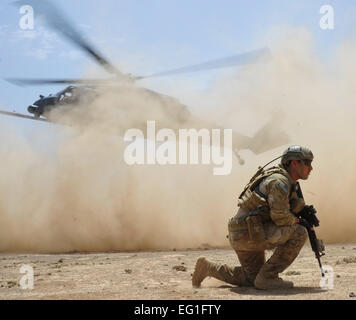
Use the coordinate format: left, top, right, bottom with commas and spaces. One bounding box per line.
197, 28, 356, 244
0, 29, 355, 253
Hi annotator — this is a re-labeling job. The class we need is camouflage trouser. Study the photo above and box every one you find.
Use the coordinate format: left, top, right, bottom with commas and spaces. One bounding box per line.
212, 222, 307, 285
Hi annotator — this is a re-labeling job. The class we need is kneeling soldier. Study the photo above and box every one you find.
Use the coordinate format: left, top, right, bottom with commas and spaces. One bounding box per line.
192, 145, 314, 289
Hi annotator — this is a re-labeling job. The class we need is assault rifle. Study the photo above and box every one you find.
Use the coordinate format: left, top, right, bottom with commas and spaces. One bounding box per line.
295, 183, 325, 277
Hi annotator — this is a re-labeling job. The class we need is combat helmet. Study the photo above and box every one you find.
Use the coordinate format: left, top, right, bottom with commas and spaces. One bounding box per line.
281, 145, 314, 166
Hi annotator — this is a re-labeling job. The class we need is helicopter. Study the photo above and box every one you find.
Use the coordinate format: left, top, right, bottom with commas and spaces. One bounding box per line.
1, 0, 290, 164
0, 84, 98, 121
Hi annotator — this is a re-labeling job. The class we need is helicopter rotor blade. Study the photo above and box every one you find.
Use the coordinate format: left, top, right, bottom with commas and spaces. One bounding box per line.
135, 47, 271, 80
14, 0, 127, 80
12, 1, 272, 84
5, 78, 118, 86
7, 47, 270, 86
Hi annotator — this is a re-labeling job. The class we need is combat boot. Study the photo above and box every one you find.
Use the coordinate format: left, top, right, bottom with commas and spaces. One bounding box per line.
254, 272, 294, 290
192, 257, 211, 288
192, 257, 254, 288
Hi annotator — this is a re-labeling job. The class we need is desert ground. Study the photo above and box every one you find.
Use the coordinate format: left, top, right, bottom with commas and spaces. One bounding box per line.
0, 242, 355, 300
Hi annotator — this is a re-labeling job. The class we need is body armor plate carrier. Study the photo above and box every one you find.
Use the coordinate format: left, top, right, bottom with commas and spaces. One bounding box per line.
228, 165, 291, 238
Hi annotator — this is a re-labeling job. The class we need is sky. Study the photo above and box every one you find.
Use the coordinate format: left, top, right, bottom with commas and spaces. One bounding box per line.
0, 0, 355, 131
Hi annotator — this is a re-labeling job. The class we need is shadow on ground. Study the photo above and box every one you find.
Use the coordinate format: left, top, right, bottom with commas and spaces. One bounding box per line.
215, 285, 327, 296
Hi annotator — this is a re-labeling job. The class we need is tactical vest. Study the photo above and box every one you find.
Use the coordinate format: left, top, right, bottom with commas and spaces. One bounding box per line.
228, 165, 293, 234
237, 165, 291, 211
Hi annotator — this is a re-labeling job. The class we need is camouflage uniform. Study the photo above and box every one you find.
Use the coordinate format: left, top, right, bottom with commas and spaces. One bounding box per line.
193, 165, 308, 288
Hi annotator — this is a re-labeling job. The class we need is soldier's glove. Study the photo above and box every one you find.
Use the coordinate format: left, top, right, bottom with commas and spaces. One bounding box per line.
298, 218, 312, 229
298, 205, 319, 227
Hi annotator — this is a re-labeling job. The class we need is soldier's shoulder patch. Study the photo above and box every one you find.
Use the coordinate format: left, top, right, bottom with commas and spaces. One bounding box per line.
276, 181, 289, 194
